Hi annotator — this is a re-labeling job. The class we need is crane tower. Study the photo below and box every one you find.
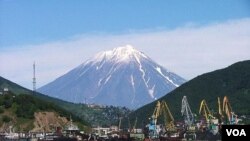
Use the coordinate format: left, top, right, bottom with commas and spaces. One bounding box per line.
181, 96, 194, 126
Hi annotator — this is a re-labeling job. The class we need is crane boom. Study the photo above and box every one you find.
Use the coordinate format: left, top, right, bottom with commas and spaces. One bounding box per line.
161, 101, 175, 131
148, 100, 176, 138
148, 101, 161, 138
118, 117, 122, 131
131, 117, 137, 133
152, 101, 161, 125
218, 97, 222, 116
223, 96, 238, 124
181, 96, 194, 126
199, 99, 214, 122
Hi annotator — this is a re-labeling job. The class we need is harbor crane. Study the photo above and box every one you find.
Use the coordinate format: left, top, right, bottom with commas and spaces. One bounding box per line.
181, 96, 196, 140
148, 101, 176, 138
161, 101, 175, 132
148, 101, 161, 138
118, 117, 122, 131
131, 117, 137, 133
218, 97, 223, 117
181, 96, 194, 126
223, 96, 238, 124
217, 97, 225, 124
199, 100, 215, 123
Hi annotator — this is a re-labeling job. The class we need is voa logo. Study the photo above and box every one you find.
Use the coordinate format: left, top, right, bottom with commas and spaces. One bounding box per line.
226, 129, 246, 136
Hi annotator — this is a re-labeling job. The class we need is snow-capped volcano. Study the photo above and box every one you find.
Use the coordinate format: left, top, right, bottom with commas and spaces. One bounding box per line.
92, 45, 148, 62
38, 45, 186, 109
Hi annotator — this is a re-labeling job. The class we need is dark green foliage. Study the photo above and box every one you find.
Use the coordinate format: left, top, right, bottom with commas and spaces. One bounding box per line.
0, 107, 4, 114
0, 92, 87, 125
13, 94, 86, 123
129, 60, 250, 127
2, 115, 11, 122
0, 76, 132, 126
0, 76, 90, 125
15, 94, 38, 119
3, 94, 14, 108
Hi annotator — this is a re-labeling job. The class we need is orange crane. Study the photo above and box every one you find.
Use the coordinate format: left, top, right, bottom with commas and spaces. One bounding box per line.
222, 96, 238, 124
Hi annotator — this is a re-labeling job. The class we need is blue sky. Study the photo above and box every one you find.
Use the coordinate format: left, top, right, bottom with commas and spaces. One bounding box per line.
0, 0, 250, 89
1, 0, 249, 47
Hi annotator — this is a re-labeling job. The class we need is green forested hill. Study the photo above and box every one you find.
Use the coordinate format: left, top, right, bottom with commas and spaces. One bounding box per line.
0, 91, 88, 131
0, 76, 87, 122
0, 76, 131, 128
128, 60, 250, 127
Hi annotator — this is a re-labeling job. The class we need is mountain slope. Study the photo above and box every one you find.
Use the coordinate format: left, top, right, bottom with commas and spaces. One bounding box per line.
0, 89, 87, 131
39, 45, 186, 109
0, 76, 86, 118
0, 76, 131, 127
128, 60, 250, 127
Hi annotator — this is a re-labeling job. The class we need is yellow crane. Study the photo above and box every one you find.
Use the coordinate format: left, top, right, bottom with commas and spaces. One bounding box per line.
148, 100, 176, 138
160, 101, 175, 131
199, 99, 220, 135
217, 97, 225, 124
152, 101, 161, 126
148, 101, 161, 138
199, 99, 215, 122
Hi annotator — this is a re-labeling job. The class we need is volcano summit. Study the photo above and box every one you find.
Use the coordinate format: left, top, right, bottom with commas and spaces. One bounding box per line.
39, 45, 186, 109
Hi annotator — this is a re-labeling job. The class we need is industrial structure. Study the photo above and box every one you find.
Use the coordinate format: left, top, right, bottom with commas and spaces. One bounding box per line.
33, 62, 36, 94
181, 96, 194, 126
144, 95, 240, 140
147, 101, 178, 139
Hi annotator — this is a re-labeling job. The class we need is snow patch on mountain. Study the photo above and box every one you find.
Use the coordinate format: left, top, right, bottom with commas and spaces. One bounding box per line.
38, 45, 186, 109
156, 67, 179, 87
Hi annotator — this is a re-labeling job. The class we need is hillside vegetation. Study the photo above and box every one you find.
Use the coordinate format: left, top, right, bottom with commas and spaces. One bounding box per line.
0, 76, 131, 127
128, 60, 250, 127
0, 92, 88, 132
